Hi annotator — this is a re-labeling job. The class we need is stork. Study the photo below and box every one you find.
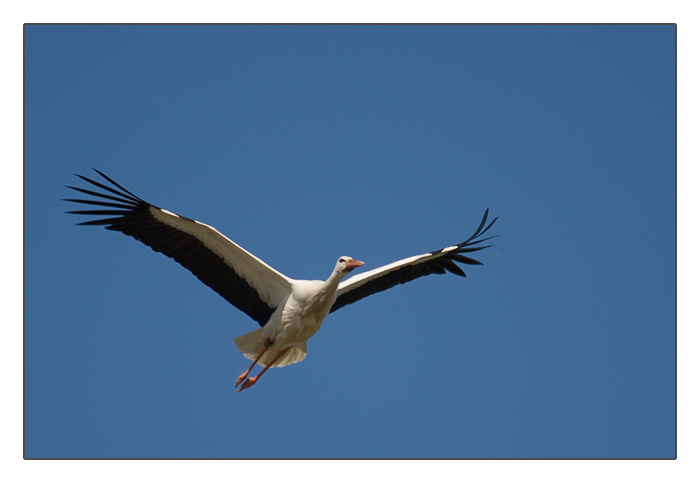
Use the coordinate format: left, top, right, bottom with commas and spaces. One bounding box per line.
65, 170, 497, 392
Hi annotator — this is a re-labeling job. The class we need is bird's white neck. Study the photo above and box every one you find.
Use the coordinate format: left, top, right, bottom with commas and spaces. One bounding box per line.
308, 266, 347, 310
320, 266, 345, 297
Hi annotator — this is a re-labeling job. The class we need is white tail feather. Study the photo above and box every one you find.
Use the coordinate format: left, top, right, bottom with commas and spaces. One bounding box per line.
234, 328, 264, 359
234, 328, 307, 368
266, 343, 307, 367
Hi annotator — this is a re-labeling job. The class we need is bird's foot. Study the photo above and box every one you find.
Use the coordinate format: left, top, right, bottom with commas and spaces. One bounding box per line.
238, 377, 258, 392
235, 374, 247, 388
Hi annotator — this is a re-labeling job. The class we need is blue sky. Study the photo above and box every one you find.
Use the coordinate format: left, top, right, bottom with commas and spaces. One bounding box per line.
24, 25, 675, 459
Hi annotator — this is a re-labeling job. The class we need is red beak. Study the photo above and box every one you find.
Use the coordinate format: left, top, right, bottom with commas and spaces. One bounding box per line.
344, 259, 365, 272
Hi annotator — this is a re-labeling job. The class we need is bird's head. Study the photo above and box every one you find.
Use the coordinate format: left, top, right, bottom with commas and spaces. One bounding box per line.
336, 256, 365, 275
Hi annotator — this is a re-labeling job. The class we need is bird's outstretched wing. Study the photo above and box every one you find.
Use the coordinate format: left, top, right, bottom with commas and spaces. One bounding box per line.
65, 170, 292, 327
330, 209, 497, 313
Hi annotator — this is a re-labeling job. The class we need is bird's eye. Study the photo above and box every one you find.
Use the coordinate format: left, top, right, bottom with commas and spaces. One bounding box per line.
338, 258, 345, 264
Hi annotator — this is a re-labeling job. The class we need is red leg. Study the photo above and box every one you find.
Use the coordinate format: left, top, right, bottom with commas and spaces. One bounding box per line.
238, 347, 290, 392
235, 346, 268, 388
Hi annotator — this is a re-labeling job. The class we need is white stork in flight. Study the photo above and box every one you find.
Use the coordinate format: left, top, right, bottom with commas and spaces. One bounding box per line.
66, 170, 498, 392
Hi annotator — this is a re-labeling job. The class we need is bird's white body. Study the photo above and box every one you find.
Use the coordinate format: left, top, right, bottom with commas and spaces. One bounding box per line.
235, 267, 348, 368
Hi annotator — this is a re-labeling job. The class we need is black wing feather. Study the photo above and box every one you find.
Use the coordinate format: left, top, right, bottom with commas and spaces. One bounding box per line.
64, 170, 276, 327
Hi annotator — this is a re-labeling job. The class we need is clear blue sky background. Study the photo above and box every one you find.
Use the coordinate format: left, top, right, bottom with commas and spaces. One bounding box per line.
24, 25, 675, 458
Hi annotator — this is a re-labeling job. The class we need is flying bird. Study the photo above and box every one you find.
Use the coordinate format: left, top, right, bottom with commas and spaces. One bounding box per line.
65, 170, 498, 392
